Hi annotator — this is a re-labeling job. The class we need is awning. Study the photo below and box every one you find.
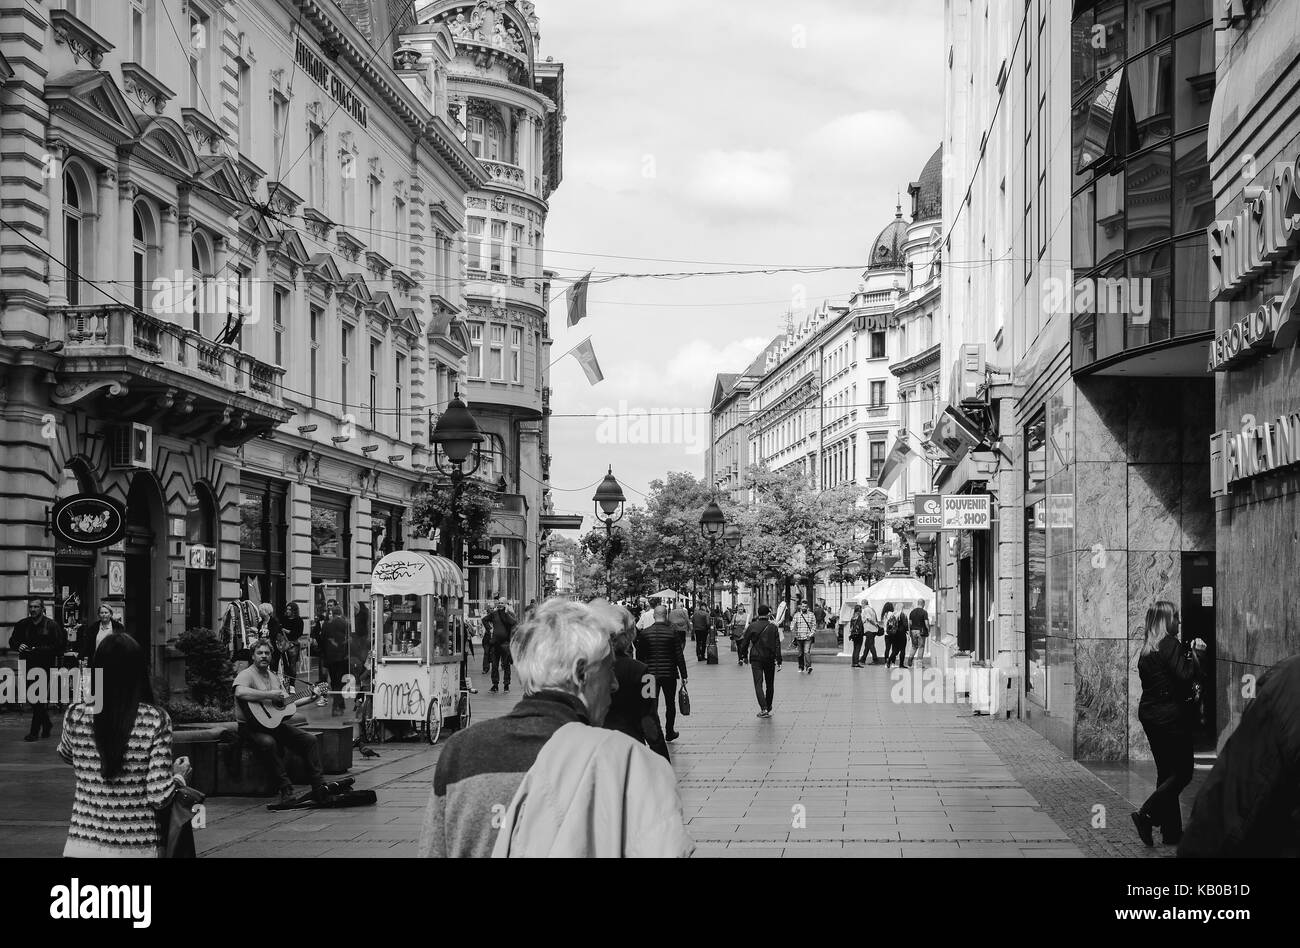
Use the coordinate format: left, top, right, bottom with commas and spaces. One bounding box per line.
371, 551, 463, 598
540, 513, 584, 531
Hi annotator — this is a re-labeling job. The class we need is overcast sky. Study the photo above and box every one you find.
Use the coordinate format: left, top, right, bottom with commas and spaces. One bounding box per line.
533, 0, 944, 515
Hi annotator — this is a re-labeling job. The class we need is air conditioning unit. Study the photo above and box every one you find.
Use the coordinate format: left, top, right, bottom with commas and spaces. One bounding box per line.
950, 343, 987, 405
110, 423, 152, 469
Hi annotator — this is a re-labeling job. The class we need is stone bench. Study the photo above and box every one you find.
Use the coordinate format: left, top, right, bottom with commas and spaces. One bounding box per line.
173, 721, 352, 797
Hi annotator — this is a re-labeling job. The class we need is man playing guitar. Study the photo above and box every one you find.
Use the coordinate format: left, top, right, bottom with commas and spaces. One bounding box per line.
234, 639, 328, 805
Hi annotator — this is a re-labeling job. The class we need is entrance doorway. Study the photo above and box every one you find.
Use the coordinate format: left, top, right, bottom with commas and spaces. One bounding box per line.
1182, 553, 1216, 751
125, 473, 164, 660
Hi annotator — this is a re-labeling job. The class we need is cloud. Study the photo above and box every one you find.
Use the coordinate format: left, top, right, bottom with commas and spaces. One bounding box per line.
683, 150, 793, 216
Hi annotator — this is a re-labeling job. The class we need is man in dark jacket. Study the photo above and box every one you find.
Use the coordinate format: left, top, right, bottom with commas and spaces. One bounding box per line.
1178, 654, 1300, 857
10, 599, 63, 740
635, 605, 687, 742
591, 600, 670, 762
319, 605, 350, 716
486, 598, 517, 693
740, 605, 782, 717
690, 605, 711, 662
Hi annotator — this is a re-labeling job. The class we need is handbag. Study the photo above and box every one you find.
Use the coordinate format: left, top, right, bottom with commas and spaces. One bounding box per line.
157, 784, 206, 859
677, 683, 691, 716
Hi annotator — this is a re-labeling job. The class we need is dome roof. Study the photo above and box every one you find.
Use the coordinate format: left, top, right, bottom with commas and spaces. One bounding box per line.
910, 145, 943, 221
867, 206, 908, 271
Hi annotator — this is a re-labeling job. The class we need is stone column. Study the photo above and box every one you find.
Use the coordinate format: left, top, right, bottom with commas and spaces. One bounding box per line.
46, 142, 67, 306
178, 212, 194, 330
119, 179, 137, 307
94, 168, 118, 305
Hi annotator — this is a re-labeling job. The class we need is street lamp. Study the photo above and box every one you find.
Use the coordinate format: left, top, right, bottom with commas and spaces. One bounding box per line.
723, 522, 742, 609
699, 500, 727, 608
431, 390, 484, 569
592, 466, 626, 599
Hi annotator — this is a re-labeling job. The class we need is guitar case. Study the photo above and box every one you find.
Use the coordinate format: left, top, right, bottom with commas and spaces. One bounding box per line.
266, 777, 375, 811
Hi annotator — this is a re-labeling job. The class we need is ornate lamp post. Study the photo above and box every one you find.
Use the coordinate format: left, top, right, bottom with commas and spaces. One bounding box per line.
723, 522, 742, 609
592, 466, 626, 599
699, 499, 726, 608
430, 390, 483, 570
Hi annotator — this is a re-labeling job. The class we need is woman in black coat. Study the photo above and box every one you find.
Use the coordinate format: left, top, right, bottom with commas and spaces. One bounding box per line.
1132, 600, 1207, 847
593, 602, 670, 761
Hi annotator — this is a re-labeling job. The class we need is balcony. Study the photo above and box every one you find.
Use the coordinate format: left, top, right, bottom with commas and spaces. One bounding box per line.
49, 305, 292, 445
480, 159, 529, 193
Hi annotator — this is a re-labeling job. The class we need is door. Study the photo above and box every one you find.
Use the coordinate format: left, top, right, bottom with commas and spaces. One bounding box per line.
1182, 553, 1216, 751
125, 530, 153, 652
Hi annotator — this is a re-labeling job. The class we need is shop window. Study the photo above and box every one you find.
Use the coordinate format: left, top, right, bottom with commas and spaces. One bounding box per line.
1025, 411, 1047, 493
185, 486, 216, 632
310, 490, 351, 583
240, 476, 287, 613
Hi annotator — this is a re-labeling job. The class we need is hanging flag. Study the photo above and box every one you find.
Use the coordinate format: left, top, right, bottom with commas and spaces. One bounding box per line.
567, 271, 593, 327
571, 337, 604, 385
877, 436, 917, 490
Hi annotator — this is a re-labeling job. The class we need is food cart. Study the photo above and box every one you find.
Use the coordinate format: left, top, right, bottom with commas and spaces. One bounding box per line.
368, 551, 470, 744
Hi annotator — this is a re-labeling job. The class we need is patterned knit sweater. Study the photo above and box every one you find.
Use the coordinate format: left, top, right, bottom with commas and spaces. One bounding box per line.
57, 702, 176, 859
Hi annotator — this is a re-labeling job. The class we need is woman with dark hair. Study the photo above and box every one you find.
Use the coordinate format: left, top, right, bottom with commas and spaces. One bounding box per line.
57, 633, 190, 858
281, 602, 305, 677
880, 602, 898, 668
1132, 601, 1207, 847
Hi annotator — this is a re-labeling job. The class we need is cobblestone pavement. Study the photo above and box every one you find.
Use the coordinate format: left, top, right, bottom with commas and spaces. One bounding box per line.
0, 655, 1194, 858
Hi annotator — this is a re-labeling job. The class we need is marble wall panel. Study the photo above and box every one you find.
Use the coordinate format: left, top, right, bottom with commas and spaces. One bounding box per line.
1128, 464, 1181, 551
1180, 462, 1214, 551
1075, 462, 1126, 553
1076, 548, 1127, 638
1180, 378, 1215, 464
1075, 638, 1129, 760
1075, 379, 1127, 463
1127, 551, 1180, 638
1128, 383, 1182, 463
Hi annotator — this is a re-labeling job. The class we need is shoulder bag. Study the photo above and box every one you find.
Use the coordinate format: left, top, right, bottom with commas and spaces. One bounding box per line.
677, 683, 691, 717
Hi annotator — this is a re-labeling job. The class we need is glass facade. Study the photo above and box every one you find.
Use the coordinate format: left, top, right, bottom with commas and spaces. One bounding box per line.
1069, 0, 1214, 370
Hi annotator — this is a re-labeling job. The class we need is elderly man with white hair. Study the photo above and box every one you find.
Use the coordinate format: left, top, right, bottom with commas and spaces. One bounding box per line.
419, 598, 693, 858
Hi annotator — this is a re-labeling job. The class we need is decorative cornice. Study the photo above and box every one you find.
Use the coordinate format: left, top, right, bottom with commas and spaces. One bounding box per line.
181, 107, 227, 155
50, 9, 112, 69
236, 153, 267, 196
265, 180, 305, 216
121, 63, 175, 115
890, 342, 941, 378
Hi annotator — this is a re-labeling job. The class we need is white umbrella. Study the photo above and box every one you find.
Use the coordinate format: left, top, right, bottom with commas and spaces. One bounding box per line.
647, 589, 680, 600
854, 576, 936, 612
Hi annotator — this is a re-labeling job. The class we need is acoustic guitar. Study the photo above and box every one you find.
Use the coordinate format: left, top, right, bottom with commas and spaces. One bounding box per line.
243, 678, 330, 729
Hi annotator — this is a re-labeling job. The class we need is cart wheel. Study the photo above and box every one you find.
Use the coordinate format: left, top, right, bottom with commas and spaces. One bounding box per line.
456, 692, 472, 731
425, 697, 442, 745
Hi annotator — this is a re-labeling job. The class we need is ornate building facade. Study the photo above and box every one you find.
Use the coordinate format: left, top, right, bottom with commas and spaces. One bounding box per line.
404, 1, 565, 619
0, 0, 485, 682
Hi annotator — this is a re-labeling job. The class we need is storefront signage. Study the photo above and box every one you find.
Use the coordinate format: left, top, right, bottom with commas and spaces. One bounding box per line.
1206, 266, 1300, 371
915, 494, 942, 530
1209, 155, 1300, 299
28, 553, 54, 596
1209, 411, 1300, 497
941, 495, 991, 531
186, 544, 217, 570
51, 494, 127, 549
295, 38, 368, 129
854, 313, 888, 334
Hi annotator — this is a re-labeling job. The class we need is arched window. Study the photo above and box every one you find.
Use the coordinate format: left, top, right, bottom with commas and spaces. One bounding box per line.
133, 208, 147, 310
191, 236, 213, 333
64, 171, 84, 304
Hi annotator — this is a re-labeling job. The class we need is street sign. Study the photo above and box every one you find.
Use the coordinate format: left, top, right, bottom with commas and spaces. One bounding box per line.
915, 494, 942, 529
941, 494, 991, 531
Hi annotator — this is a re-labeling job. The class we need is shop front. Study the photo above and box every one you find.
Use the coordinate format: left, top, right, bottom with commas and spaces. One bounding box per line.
1206, 0, 1300, 749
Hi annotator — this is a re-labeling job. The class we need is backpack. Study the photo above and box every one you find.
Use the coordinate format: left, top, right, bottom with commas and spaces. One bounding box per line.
885, 614, 898, 636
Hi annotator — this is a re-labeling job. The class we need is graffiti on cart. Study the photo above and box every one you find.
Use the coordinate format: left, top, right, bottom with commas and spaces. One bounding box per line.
375, 679, 427, 719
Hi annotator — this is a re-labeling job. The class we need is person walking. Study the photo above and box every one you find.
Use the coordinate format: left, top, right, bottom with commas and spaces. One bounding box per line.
57, 633, 191, 857
486, 598, 518, 693
11, 598, 63, 741
1131, 601, 1206, 848
319, 603, 350, 716
592, 600, 670, 762
861, 599, 882, 664
730, 604, 749, 665
634, 605, 687, 743
792, 601, 817, 675
691, 604, 710, 662
907, 602, 930, 667
881, 603, 899, 668
75, 603, 125, 665
813, 599, 827, 631
740, 605, 782, 716
849, 606, 867, 668
281, 602, 305, 680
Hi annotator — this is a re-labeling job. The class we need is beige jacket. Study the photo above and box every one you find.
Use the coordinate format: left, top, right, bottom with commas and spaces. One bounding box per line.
491, 722, 695, 858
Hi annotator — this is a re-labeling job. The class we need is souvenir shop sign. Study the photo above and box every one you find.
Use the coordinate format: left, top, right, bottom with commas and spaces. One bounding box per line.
51, 495, 126, 549
941, 494, 991, 531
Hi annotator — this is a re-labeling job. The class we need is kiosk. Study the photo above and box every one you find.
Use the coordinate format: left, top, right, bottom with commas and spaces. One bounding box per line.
368, 551, 470, 744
